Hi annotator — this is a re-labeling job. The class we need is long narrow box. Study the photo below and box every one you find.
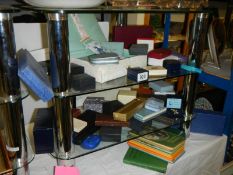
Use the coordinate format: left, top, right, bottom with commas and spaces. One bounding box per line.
113, 98, 145, 122
17, 49, 54, 102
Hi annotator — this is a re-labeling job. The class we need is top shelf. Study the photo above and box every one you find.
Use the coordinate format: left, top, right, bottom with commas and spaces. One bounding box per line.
10, 4, 213, 14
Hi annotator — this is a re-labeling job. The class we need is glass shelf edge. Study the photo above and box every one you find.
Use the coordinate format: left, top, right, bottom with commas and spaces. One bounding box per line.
50, 118, 186, 160
54, 70, 196, 98
0, 90, 29, 105
13, 5, 211, 14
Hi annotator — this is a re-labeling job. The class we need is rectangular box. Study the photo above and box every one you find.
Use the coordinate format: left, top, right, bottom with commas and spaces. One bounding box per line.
113, 98, 145, 121
190, 109, 226, 136
95, 113, 129, 127
33, 107, 54, 154
149, 80, 174, 92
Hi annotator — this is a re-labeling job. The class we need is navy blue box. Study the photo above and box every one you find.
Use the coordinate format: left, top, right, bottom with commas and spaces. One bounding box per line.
163, 59, 181, 75
190, 109, 226, 136
33, 107, 54, 154
127, 67, 149, 82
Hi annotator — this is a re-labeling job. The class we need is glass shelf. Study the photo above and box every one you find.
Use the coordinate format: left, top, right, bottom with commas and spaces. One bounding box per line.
0, 90, 29, 105
55, 69, 195, 97
51, 116, 185, 160
15, 4, 212, 14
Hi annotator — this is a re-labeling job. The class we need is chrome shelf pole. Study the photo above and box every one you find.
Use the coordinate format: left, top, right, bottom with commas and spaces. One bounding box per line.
47, 12, 74, 166
182, 13, 209, 137
0, 12, 33, 175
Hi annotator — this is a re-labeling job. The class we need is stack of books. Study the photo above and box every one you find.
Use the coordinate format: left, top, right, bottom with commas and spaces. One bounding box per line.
127, 127, 185, 163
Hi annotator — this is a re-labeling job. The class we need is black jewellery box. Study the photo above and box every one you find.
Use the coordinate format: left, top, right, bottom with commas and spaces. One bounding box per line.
33, 107, 54, 154
70, 73, 96, 91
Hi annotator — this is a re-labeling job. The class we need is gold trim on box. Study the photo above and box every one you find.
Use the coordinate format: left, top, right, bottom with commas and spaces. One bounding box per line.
113, 98, 145, 122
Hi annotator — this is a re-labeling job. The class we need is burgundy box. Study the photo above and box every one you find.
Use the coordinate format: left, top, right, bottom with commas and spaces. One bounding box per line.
112, 26, 153, 49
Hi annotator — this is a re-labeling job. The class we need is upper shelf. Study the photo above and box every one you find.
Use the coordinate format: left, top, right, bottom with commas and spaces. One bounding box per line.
57, 69, 195, 98
4, 3, 213, 14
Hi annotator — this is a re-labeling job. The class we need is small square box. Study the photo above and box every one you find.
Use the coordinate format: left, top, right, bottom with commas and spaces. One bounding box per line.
70, 63, 85, 75
33, 107, 54, 154
71, 73, 95, 91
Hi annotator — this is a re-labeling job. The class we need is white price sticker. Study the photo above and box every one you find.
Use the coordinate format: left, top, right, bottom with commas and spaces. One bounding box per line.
137, 72, 148, 82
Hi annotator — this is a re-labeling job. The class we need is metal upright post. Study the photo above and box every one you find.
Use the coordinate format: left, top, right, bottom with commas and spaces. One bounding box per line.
116, 13, 127, 26
182, 13, 209, 137
47, 11, 74, 166
0, 11, 33, 175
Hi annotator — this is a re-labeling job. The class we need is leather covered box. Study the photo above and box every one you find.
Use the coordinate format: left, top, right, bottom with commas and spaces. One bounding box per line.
33, 107, 54, 154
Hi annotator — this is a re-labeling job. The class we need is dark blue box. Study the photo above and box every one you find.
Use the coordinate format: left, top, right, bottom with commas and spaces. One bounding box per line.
33, 107, 54, 154
190, 109, 226, 136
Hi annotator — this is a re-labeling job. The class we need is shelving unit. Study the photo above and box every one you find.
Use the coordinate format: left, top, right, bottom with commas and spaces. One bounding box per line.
0, 2, 218, 174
